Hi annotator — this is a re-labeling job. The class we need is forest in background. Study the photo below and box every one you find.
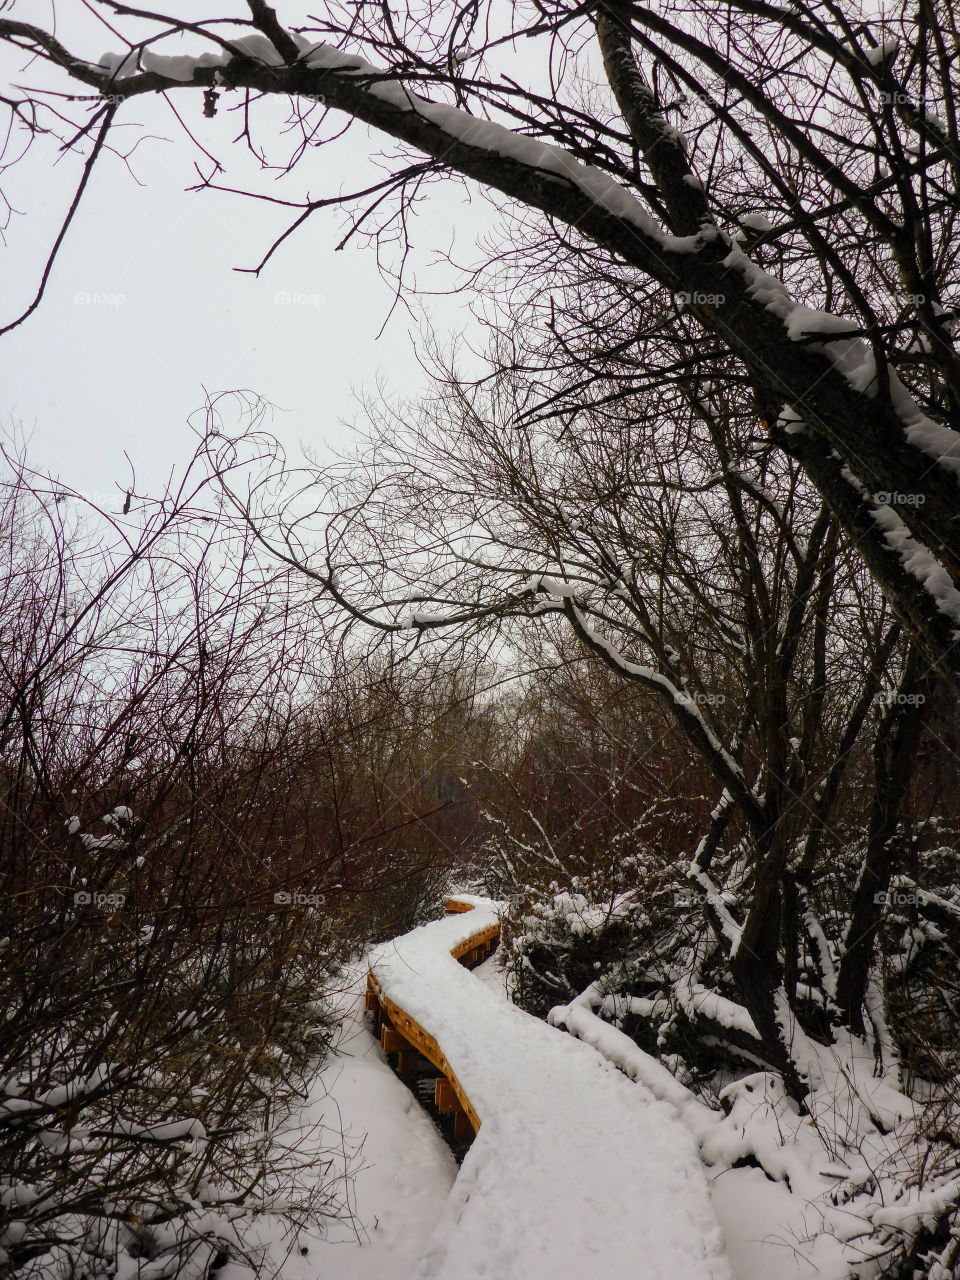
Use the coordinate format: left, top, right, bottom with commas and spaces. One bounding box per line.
4, 420, 960, 1275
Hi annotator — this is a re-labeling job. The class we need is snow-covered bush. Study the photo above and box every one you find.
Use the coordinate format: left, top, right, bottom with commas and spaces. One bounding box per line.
0, 457, 363, 1278
540, 863, 960, 1279
478, 661, 960, 1274
504, 880, 655, 1018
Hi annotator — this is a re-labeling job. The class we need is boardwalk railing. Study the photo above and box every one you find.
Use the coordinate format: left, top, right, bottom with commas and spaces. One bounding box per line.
365, 899, 499, 1140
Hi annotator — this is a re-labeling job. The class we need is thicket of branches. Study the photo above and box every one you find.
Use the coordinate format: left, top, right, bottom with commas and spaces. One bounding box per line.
199, 346, 960, 1269
0, 444, 495, 1278
4, 0, 960, 1271
2, 0, 960, 678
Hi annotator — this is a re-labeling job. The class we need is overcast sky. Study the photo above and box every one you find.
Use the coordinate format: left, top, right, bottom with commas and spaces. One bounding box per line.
0, 7, 494, 507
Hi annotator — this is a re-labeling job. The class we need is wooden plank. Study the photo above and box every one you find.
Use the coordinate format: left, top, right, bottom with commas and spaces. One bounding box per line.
450, 923, 499, 962
377, 993, 482, 1134
380, 1027, 408, 1054
367, 916, 501, 1138
435, 1078, 457, 1112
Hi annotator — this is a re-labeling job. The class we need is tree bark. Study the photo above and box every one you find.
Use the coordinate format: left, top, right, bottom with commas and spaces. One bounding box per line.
835, 643, 931, 1033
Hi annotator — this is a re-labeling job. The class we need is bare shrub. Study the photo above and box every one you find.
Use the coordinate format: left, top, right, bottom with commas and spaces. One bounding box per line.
0, 449, 355, 1278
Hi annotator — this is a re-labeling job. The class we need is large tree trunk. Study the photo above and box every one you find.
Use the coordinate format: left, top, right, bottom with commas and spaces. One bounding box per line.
835, 644, 930, 1034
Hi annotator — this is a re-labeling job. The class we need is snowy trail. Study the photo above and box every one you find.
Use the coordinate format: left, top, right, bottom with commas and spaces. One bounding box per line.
226, 971, 458, 1280
369, 898, 733, 1280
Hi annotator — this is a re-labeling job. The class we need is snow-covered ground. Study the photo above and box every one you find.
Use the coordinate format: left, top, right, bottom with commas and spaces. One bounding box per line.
480, 953, 838, 1280
225, 972, 457, 1280
225, 905, 895, 1280
369, 901, 732, 1280
547, 956, 935, 1279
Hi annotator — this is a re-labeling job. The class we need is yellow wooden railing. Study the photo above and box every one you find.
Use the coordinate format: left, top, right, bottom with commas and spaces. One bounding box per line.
365, 900, 500, 1139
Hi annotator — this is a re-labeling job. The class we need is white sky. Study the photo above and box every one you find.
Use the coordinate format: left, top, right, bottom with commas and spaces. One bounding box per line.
0, 8, 494, 505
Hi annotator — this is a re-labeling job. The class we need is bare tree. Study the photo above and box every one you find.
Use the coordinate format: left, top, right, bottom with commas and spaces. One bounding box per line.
0, 434, 496, 1277
2, 0, 960, 685
199, 353, 918, 1101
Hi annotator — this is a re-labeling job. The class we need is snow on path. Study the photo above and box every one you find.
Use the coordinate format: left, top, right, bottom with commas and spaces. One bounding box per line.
469, 954, 843, 1280
227, 973, 457, 1280
369, 900, 733, 1280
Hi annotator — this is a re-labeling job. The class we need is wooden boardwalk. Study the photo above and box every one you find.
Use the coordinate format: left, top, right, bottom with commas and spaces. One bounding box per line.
366, 898, 499, 1141
364, 897, 733, 1280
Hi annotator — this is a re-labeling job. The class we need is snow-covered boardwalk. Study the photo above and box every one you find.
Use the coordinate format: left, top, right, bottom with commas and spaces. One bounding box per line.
367, 897, 733, 1280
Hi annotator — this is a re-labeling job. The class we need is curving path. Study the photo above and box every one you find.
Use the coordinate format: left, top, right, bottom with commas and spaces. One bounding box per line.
367, 896, 733, 1280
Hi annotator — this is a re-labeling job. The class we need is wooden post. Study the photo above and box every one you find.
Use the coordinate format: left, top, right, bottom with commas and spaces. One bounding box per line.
435, 1077, 474, 1139
396, 1049, 419, 1076
381, 1027, 407, 1054
454, 1108, 473, 1141
435, 1078, 457, 1112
